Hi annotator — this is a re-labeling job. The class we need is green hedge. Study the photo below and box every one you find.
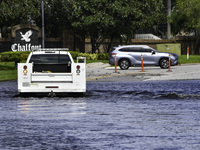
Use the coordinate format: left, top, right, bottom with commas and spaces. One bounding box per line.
0, 51, 31, 62
0, 51, 109, 62
70, 52, 109, 60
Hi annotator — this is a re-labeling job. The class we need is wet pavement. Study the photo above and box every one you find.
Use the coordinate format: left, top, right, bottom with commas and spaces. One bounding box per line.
86, 63, 200, 82
0, 80, 200, 150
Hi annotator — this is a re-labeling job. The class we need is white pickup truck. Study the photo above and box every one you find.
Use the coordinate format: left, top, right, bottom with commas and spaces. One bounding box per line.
17, 48, 86, 96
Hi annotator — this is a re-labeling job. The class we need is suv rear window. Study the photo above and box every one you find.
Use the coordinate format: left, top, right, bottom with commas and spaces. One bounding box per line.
29, 54, 71, 64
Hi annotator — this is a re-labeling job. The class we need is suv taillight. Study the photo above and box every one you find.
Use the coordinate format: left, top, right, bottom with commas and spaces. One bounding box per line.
111, 53, 117, 55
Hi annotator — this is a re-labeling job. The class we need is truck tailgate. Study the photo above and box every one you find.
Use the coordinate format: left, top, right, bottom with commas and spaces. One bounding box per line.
31, 73, 73, 82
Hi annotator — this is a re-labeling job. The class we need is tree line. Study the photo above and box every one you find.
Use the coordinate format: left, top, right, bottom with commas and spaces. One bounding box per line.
0, 0, 200, 53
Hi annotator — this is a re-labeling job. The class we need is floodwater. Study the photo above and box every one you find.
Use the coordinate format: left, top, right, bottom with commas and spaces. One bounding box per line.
0, 80, 200, 150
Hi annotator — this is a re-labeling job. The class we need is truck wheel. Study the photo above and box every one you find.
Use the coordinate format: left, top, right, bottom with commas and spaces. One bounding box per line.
159, 58, 169, 69
119, 59, 130, 70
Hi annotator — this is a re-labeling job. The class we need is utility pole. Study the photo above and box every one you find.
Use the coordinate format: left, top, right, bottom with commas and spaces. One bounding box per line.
0, 28, 2, 38
167, 0, 171, 39
42, 0, 45, 48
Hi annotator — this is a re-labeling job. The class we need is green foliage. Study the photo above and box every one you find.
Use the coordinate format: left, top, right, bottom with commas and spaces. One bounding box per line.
171, 0, 200, 34
69, 0, 165, 53
170, 11, 186, 35
69, 51, 79, 59
171, 0, 200, 54
73, 52, 109, 60
0, 51, 110, 62
0, 51, 31, 62
1, 0, 166, 52
176, 0, 200, 29
0, 0, 40, 27
97, 53, 110, 60
0, 62, 15, 70
78, 53, 98, 60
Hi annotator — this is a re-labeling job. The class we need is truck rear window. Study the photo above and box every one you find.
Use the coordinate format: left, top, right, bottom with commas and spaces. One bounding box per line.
29, 54, 71, 64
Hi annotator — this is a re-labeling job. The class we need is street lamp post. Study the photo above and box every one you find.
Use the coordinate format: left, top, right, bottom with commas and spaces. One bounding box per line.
42, 0, 45, 48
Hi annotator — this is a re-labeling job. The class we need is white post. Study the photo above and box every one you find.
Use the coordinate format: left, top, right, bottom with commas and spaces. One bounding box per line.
187, 47, 189, 59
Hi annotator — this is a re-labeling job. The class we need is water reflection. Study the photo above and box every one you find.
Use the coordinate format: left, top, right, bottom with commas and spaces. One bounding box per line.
17, 98, 87, 116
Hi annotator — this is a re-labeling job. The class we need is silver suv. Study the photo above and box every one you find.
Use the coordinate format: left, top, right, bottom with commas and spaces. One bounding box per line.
109, 45, 178, 70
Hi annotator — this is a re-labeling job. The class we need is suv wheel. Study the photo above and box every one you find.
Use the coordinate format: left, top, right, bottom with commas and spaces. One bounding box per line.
159, 58, 169, 69
119, 59, 130, 70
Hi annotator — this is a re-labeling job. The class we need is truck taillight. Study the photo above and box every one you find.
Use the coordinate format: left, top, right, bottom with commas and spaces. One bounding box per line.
23, 65, 28, 74
76, 65, 80, 74
77, 65, 80, 69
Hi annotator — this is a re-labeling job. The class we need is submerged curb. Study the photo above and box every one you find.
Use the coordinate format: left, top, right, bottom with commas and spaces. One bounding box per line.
87, 71, 147, 81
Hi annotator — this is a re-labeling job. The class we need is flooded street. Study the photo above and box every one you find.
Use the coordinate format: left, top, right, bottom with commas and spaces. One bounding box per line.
0, 80, 200, 150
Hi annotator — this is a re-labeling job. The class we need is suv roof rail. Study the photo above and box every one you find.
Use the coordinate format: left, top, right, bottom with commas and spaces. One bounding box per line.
32, 48, 69, 51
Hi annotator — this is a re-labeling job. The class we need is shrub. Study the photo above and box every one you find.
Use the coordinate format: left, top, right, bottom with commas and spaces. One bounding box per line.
97, 53, 109, 60
90, 53, 98, 60
77, 53, 98, 60
77, 52, 109, 60
69, 51, 79, 59
0, 51, 109, 62
0, 51, 31, 62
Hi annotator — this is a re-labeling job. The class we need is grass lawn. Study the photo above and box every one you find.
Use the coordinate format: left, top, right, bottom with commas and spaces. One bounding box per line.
0, 62, 17, 81
86, 60, 109, 64
178, 55, 200, 64
0, 55, 199, 81
0, 70, 17, 81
